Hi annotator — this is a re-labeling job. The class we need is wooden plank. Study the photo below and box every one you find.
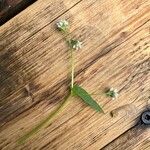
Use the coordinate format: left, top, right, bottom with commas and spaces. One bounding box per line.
0, 0, 150, 149
102, 124, 150, 150
0, 0, 37, 25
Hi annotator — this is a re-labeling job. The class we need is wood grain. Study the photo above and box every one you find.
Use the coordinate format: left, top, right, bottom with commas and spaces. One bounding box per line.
102, 124, 150, 150
0, 0, 37, 25
0, 0, 150, 149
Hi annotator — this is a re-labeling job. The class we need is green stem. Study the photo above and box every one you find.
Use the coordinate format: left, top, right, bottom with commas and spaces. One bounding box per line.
63, 32, 74, 89
71, 48, 74, 89
18, 94, 71, 144
18, 29, 76, 144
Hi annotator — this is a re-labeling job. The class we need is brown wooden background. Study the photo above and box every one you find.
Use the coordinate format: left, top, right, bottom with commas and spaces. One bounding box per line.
0, 0, 150, 149
0, 0, 36, 25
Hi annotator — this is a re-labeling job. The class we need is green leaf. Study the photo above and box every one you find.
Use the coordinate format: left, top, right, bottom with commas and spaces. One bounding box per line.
72, 85, 103, 112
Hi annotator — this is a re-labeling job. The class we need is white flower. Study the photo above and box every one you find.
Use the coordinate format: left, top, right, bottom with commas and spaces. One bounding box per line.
56, 20, 69, 32
68, 39, 82, 50
106, 88, 119, 100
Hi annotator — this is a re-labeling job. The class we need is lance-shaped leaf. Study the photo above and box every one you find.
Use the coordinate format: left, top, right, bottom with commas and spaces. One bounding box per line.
72, 85, 103, 112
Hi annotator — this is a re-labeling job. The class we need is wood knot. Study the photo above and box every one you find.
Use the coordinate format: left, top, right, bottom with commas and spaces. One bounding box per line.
120, 31, 128, 38
110, 104, 137, 117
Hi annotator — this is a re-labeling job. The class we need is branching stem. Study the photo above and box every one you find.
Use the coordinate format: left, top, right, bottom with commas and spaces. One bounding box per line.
18, 31, 75, 144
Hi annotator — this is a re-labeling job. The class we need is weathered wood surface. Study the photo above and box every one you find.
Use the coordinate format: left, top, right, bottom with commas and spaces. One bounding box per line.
0, 0, 150, 149
0, 0, 36, 25
102, 124, 150, 150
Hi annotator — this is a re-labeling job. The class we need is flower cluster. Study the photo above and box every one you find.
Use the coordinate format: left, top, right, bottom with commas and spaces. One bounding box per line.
56, 20, 82, 50
56, 20, 69, 32
68, 39, 82, 50
57, 20, 118, 100
106, 88, 119, 100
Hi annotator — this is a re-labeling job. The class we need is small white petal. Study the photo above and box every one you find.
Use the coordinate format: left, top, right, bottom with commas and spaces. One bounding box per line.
114, 89, 118, 93
64, 20, 68, 25
115, 93, 119, 97
110, 88, 114, 91
56, 20, 69, 31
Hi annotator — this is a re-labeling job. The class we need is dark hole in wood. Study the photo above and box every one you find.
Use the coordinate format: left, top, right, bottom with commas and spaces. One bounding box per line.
141, 111, 150, 125
0, 0, 37, 26
145, 114, 150, 120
